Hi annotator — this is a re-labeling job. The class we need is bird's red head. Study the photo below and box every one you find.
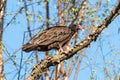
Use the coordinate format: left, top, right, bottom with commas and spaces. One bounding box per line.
76, 24, 84, 30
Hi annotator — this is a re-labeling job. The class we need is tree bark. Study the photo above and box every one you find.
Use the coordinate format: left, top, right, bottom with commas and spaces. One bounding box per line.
26, 1, 120, 80
0, 0, 6, 80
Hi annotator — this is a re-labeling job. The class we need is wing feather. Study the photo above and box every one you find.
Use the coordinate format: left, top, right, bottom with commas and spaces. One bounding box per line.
30, 26, 72, 46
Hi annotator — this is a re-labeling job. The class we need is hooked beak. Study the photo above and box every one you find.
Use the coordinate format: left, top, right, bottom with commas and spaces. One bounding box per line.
76, 24, 84, 31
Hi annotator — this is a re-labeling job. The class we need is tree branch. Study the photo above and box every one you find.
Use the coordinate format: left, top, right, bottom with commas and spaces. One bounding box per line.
26, 1, 120, 80
0, 0, 6, 79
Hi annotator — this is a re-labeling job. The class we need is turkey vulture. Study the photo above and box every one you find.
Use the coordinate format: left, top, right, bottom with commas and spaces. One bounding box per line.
22, 24, 83, 52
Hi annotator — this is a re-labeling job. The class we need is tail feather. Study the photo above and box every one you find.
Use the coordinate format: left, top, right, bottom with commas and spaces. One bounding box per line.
22, 43, 37, 52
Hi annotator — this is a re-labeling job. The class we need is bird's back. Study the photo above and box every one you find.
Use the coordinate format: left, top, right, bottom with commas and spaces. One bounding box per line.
30, 26, 72, 46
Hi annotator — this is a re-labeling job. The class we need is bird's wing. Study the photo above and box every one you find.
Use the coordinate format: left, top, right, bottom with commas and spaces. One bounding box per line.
29, 26, 72, 46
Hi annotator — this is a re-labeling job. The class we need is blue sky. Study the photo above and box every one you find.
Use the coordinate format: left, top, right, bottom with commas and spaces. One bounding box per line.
3, 0, 120, 80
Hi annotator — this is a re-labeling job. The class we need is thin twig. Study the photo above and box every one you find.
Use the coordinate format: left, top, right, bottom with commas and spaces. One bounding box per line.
4, 1, 42, 30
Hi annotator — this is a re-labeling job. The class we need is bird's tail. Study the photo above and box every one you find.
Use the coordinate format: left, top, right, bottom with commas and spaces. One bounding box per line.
22, 43, 38, 52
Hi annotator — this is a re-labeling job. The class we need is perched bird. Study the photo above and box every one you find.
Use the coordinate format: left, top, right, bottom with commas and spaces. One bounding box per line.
22, 24, 83, 52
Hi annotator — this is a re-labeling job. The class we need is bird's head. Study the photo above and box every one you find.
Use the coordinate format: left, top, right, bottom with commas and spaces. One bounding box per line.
75, 24, 84, 30
70, 24, 84, 31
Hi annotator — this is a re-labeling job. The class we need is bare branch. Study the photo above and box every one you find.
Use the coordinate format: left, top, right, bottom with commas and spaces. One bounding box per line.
24, 0, 32, 38
77, 0, 87, 25
0, 0, 6, 79
70, 0, 87, 26
58, 0, 64, 25
45, 0, 49, 29
74, 51, 84, 80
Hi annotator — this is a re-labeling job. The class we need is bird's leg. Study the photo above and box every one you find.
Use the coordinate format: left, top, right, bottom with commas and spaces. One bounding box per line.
59, 47, 64, 52
58, 44, 64, 53
62, 45, 71, 53
58, 44, 71, 53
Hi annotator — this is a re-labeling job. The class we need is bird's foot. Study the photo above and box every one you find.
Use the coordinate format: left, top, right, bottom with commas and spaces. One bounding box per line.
59, 47, 70, 53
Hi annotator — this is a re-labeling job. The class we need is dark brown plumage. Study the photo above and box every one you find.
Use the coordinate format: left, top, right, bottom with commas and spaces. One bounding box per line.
22, 24, 83, 52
